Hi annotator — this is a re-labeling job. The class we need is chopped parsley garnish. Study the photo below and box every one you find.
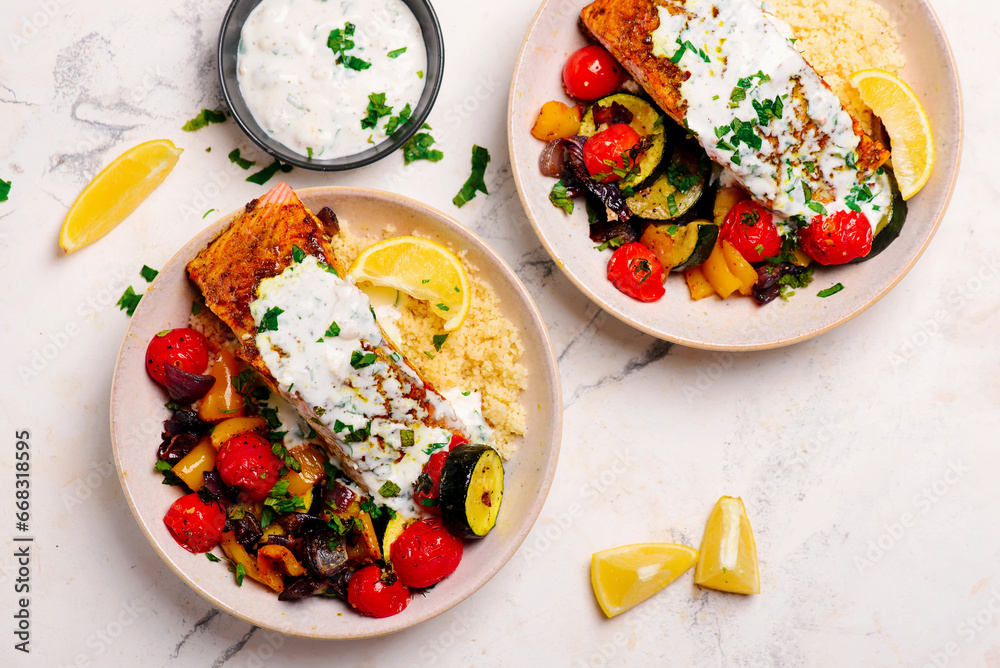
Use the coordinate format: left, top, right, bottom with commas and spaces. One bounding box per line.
432, 333, 449, 352
264, 482, 307, 514
669, 38, 710, 64
361, 92, 393, 130
269, 438, 301, 472
228, 148, 256, 170
549, 180, 574, 214
140, 265, 159, 282
333, 419, 348, 433
350, 350, 378, 368
378, 481, 401, 497
436, 303, 450, 312
400, 429, 414, 448
818, 283, 845, 298
206, 553, 221, 563
202, 209, 216, 219
417, 70, 424, 79
182, 109, 226, 132
595, 236, 625, 252
246, 159, 293, 185
452, 145, 491, 208
154, 460, 183, 486
845, 183, 875, 212
0, 179, 11, 202
665, 162, 700, 192
728, 71, 770, 108
423, 442, 447, 456
191, 301, 203, 316
117, 286, 142, 316
233, 368, 256, 398
402, 124, 443, 164
233, 562, 246, 586
778, 265, 815, 300
384, 103, 412, 136
387, 47, 407, 58
752, 96, 784, 125
324, 321, 341, 337
292, 245, 306, 263
327, 23, 371, 70
344, 423, 370, 444
667, 193, 678, 217
306, 147, 314, 161
259, 306, 284, 332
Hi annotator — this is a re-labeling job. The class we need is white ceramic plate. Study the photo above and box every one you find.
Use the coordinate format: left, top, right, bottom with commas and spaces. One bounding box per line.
110, 187, 562, 639
508, 0, 962, 350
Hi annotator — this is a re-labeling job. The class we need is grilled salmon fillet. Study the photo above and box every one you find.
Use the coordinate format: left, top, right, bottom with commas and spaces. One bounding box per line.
188, 183, 468, 516
580, 0, 892, 224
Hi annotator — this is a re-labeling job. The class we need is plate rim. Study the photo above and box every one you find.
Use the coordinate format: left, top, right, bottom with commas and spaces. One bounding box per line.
506, 0, 964, 352
109, 185, 563, 639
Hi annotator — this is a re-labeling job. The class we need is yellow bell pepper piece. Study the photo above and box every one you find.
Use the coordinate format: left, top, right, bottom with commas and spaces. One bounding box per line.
172, 437, 217, 491
211, 416, 268, 450
256, 545, 305, 593
684, 267, 715, 300
219, 531, 263, 587
198, 349, 246, 422
721, 241, 758, 296
702, 242, 742, 299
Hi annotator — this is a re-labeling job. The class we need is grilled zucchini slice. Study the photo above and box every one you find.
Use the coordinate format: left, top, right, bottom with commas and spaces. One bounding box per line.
438, 445, 504, 539
580, 94, 666, 190
851, 169, 907, 264
626, 146, 707, 220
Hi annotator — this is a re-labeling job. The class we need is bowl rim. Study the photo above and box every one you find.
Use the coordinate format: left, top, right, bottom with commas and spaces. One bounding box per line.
217, 0, 446, 172
109, 186, 564, 638
506, 0, 964, 352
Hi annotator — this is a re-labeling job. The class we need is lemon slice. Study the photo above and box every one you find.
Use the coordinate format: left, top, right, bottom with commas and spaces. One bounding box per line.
591, 543, 698, 618
694, 496, 760, 595
850, 69, 934, 200
348, 236, 471, 331
59, 139, 183, 253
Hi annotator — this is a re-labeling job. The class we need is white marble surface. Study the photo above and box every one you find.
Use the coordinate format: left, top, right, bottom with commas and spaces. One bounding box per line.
0, 0, 997, 666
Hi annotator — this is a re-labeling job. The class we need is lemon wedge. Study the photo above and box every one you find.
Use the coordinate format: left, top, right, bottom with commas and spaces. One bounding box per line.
348, 236, 471, 331
850, 69, 934, 200
59, 139, 183, 253
694, 496, 760, 595
591, 543, 698, 618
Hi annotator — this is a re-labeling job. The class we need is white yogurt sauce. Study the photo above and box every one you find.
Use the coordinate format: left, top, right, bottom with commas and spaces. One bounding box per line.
250, 255, 465, 517
442, 388, 493, 446
649, 0, 891, 232
238, 0, 427, 160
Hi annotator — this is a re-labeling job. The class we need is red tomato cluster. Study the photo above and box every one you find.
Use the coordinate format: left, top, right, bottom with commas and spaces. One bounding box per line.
582, 124, 643, 183
163, 493, 225, 554
217, 433, 284, 501
562, 45, 626, 100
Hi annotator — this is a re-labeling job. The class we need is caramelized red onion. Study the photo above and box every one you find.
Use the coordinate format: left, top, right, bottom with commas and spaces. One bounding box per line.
163, 364, 215, 403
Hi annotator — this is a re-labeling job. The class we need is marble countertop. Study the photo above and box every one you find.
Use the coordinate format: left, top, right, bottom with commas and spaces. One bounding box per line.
1, 0, 997, 665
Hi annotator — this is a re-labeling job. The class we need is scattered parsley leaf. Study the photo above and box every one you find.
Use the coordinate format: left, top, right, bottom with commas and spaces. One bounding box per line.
423, 442, 447, 456
246, 159, 293, 185
234, 562, 246, 586
328, 23, 371, 70
453, 145, 490, 207
117, 286, 142, 316
350, 350, 378, 369
402, 126, 443, 164
387, 47, 407, 58
818, 283, 845, 298
154, 459, 183, 486
182, 109, 226, 132
192, 301, 202, 316
378, 481, 401, 497
432, 333, 449, 352
291, 245, 306, 263
0, 179, 10, 202
361, 92, 393, 130
228, 148, 256, 170
384, 103, 412, 136
595, 236, 625, 252
140, 265, 159, 282
259, 306, 284, 332
202, 209, 216, 218
549, 180, 574, 214
400, 429, 414, 448
206, 553, 221, 563
325, 321, 341, 337
436, 303, 450, 312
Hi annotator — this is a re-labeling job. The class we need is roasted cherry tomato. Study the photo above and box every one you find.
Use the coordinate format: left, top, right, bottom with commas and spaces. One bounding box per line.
720, 200, 781, 263
412, 450, 449, 514
448, 433, 469, 451
562, 45, 626, 100
798, 210, 873, 265
216, 433, 283, 501
607, 242, 666, 302
391, 517, 463, 589
145, 328, 210, 385
582, 124, 642, 183
163, 492, 226, 553
347, 565, 410, 618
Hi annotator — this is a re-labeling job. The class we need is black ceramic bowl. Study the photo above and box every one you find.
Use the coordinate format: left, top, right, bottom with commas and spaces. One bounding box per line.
218, 0, 445, 171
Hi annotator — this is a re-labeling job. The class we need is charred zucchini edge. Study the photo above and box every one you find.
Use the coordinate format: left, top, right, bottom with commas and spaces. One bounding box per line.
438, 444, 504, 539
